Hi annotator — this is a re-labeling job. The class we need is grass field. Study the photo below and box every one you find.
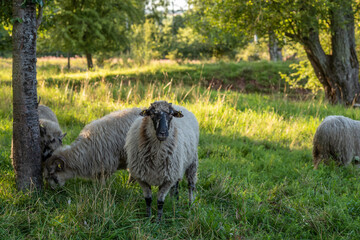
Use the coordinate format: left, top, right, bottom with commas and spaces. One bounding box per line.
1, 58, 360, 239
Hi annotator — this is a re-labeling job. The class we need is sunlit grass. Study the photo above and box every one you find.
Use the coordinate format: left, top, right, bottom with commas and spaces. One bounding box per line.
1, 57, 360, 239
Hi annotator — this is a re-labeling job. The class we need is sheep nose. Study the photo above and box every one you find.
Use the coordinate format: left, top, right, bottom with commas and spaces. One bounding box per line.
157, 134, 167, 141
156, 129, 169, 141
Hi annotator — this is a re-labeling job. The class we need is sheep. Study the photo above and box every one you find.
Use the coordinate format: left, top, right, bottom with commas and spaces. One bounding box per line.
125, 101, 199, 221
43, 107, 142, 188
313, 115, 360, 169
38, 104, 66, 161
11, 104, 66, 163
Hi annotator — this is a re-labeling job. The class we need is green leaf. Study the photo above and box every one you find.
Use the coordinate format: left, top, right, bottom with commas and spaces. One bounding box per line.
10, 17, 23, 24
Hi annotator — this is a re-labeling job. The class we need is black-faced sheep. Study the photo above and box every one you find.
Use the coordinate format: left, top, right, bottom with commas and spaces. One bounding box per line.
11, 104, 66, 163
125, 101, 199, 221
43, 107, 141, 188
313, 115, 360, 169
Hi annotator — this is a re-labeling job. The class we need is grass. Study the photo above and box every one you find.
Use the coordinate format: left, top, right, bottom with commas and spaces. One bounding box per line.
1, 57, 360, 239
0, 57, 294, 93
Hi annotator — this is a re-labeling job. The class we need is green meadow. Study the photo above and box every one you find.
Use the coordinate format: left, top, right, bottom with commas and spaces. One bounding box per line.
1, 58, 360, 239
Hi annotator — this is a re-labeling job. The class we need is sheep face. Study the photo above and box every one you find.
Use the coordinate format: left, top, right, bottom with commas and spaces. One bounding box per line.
40, 123, 66, 161
43, 156, 72, 188
140, 101, 183, 141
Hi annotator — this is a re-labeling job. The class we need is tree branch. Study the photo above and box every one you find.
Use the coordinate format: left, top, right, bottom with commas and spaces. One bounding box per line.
36, 3, 43, 30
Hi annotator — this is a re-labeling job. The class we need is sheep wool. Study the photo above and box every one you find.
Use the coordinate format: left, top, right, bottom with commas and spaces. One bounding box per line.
313, 115, 360, 168
44, 107, 142, 188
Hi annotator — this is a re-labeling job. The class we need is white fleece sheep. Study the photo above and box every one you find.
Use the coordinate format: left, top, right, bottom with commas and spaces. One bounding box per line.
125, 101, 199, 220
44, 107, 141, 188
313, 115, 360, 168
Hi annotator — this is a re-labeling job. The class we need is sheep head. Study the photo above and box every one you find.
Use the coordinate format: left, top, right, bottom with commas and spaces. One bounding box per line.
43, 154, 72, 189
140, 101, 183, 141
40, 121, 67, 161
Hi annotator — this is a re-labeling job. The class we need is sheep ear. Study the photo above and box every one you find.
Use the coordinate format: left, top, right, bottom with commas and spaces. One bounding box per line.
172, 110, 183, 118
140, 110, 148, 116
54, 158, 65, 171
59, 132, 67, 141
40, 124, 46, 136
48, 156, 65, 173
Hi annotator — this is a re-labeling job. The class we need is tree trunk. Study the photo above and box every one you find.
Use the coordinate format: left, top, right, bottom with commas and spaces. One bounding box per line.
12, 0, 42, 191
67, 52, 71, 70
268, 31, 283, 61
86, 52, 93, 69
301, 1, 359, 105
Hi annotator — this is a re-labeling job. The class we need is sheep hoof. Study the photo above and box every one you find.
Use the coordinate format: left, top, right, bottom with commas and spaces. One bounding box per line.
157, 214, 163, 223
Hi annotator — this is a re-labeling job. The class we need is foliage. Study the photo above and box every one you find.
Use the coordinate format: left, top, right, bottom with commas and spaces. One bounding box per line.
2, 57, 360, 238
129, 19, 162, 65
0, 25, 11, 56
185, 0, 248, 58
43, 0, 142, 61
278, 32, 331, 94
144, 0, 170, 25
0, 0, 12, 25
168, 26, 211, 60
236, 39, 269, 61
280, 60, 323, 94
128, 11, 244, 61
189, 0, 335, 40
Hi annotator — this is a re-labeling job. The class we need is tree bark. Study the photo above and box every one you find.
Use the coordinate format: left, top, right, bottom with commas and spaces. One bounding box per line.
86, 52, 93, 69
268, 31, 283, 61
12, 0, 42, 191
300, 1, 359, 105
67, 52, 71, 70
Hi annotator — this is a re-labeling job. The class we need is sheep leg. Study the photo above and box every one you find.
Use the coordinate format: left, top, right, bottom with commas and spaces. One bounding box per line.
157, 181, 173, 221
185, 162, 198, 205
137, 180, 152, 217
170, 181, 179, 200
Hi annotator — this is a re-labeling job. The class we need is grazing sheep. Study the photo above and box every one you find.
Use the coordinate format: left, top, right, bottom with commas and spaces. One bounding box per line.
125, 101, 199, 221
313, 115, 360, 169
38, 105, 66, 161
11, 104, 66, 163
43, 107, 141, 188
38, 104, 59, 124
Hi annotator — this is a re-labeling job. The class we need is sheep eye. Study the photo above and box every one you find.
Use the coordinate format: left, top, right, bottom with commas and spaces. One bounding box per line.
50, 138, 56, 143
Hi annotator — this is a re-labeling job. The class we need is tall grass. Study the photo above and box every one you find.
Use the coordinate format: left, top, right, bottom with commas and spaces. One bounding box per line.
1, 58, 360, 239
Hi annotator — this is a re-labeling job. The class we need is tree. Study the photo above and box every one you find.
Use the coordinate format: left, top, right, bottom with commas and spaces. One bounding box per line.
193, 0, 360, 105
268, 31, 283, 62
12, 0, 44, 191
48, 0, 142, 69
188, 0, 280, 60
